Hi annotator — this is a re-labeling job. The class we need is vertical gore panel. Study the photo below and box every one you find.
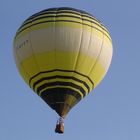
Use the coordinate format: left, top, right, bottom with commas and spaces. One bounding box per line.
89, 35, 112, 87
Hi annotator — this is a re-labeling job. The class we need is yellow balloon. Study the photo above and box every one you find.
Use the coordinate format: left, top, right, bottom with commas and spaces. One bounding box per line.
13, 7, 113, 133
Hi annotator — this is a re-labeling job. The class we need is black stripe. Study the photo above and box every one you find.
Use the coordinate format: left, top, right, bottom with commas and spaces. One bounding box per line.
26, 7, 98, 23
41, 87, 82, 101
19, 14, 101, 32
16, 19, 110, 41
21, 14, 97, 27
18, 13, 109, 36
32, 75, 90, 93
36, 81, 87, 97
28, 11, 99, 27
29, 69, 94, 88
45, 7, 92, 16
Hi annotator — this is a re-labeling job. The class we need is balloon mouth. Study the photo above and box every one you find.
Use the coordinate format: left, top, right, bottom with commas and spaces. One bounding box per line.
40, 87, 82, 116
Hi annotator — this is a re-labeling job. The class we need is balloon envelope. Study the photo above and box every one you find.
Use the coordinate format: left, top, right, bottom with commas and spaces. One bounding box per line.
13, 7, 113, 118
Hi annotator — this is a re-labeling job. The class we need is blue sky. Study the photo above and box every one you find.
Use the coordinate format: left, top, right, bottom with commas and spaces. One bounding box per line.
1, 0, 140, 139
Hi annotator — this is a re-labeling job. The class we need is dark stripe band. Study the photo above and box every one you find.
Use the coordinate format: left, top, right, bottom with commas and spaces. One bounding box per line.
29, 69, 94, 88
32, 75, 90, 93
16, 19, 110, 41
37, 7, 93, 17
26, 7, 99, 24
41, 87, 82, 102
20, 14, 101, 31
37, 81, 87, 97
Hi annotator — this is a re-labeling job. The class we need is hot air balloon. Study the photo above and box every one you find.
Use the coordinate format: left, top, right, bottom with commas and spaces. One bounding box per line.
13, 7, 113, 134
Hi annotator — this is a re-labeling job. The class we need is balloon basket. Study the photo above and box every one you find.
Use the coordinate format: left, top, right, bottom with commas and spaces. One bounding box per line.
55, 117, 64, 134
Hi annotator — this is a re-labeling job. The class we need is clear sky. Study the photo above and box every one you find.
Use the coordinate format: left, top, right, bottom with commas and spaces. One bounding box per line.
1, 0, 140, 139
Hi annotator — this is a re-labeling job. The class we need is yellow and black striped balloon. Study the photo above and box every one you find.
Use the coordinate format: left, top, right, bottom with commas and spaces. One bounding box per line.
13, 7, 113, 118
